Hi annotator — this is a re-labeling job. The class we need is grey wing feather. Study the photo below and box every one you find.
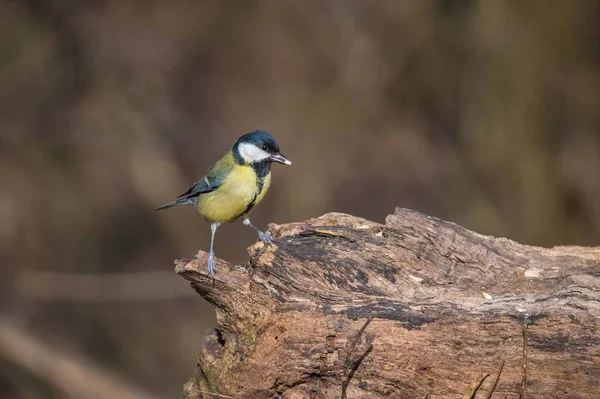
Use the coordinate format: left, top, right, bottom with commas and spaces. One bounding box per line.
176, 162, 231, 200
156, 157, 232, 211
176, 176, 214, 199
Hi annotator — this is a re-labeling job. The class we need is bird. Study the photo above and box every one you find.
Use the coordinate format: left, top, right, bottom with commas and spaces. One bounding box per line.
157, 130, 291, 275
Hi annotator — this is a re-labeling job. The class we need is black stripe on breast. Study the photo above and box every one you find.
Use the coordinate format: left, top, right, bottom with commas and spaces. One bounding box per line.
234, 162, 270, 219
252, 161, 271, 180
253, 161, 271, 198
237, 192, 258, 219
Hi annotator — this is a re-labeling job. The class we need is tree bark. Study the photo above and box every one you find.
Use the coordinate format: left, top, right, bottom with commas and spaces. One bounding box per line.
176, 208, 600, 399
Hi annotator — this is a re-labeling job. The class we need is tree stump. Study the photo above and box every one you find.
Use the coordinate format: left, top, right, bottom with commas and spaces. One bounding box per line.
176, 208, 600, 399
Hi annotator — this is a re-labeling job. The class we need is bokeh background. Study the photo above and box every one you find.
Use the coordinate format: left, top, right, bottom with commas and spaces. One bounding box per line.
2, 0, 600, 397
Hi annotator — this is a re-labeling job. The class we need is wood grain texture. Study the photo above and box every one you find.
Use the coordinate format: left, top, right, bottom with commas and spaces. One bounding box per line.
176, 208, 600, 399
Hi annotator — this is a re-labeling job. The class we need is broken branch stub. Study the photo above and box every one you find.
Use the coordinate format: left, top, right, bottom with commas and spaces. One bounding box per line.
176, 208, 600, 399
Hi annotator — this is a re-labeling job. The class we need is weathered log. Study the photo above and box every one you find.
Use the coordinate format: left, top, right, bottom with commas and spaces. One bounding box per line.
176, 208, 600, 399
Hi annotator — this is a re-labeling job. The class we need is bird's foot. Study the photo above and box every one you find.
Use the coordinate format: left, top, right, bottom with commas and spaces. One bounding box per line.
207, 251, 216, 276
258, 231, 277, 246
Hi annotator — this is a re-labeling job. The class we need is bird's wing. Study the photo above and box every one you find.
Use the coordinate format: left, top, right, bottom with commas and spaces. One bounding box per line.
176, 154, 233, 200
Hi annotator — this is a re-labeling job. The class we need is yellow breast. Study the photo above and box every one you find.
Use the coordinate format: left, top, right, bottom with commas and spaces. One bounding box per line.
195, 166, 271, 223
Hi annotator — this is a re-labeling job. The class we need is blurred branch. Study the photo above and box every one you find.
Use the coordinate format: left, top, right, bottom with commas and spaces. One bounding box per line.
0, 320, 160, 399
15, 271, 198, 302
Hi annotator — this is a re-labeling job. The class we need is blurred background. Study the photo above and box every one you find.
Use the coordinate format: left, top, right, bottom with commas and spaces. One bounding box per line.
1, 0, 600, 397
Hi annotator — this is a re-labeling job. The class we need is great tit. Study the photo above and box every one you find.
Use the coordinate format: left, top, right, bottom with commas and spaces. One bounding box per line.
157, 130, 291, 275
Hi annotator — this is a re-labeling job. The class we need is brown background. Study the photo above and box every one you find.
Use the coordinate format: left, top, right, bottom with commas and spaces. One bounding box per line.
1, 1, 600, 397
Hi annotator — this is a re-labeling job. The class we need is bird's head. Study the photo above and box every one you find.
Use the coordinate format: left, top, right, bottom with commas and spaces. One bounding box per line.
233, 130, 292, 166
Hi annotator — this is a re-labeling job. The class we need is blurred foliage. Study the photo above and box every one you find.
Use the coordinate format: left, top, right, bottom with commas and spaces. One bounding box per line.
1, 0, 599, 397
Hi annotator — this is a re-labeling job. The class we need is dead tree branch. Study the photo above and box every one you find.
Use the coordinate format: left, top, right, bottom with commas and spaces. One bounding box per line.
176, 208, 600, 398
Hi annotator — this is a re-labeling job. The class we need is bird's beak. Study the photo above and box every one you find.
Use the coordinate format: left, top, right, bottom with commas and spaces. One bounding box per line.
270, 152, 292, 165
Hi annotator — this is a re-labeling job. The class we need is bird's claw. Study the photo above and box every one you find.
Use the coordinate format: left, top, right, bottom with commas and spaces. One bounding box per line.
207, 251, 216, 276
258, 232, 277, 246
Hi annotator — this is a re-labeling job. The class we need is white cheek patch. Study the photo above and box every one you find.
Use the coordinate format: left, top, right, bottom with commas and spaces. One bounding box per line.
238, 142, 270, 162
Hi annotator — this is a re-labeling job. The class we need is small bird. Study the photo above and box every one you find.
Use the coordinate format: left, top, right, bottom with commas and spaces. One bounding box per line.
157, 130, 291, 275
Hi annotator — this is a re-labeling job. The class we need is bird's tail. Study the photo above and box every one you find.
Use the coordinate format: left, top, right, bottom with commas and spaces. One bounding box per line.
156, 198, 191, 211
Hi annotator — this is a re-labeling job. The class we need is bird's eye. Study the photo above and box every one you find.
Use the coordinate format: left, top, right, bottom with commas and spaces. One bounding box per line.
261, 145, 268, 151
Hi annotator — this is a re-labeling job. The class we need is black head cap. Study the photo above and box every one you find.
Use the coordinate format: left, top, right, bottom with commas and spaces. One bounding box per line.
232, 129, 291, 166
235, 130, 280, 153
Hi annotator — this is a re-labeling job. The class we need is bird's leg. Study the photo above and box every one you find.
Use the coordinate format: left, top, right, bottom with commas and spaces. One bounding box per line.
242, 218, 276, 244
207, 223, 220, 276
